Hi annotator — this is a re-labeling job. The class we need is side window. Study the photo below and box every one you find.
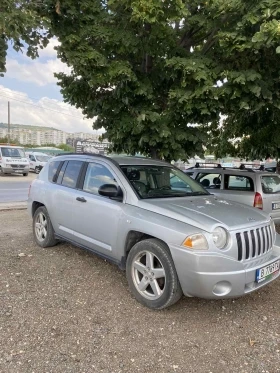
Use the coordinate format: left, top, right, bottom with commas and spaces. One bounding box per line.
48, 161, 62, 182
196, 173, 221, 189
225, 175, 254, 191
61, 160, 83, 188
56, 161, 68, 184
83, 163, 117, 195
31, 156, 36, 161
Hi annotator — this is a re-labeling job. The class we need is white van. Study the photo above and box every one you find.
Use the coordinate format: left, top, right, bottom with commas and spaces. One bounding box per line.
0, 145, 30, 176
27, 152, 52, 174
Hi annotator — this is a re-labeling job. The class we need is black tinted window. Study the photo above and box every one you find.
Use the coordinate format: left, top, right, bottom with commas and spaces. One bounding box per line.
48, 161, 62, 182
61, 161, 83, 188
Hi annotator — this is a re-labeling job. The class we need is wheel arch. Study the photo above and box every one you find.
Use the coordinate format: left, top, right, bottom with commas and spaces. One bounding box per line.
32, 201, 45, 217
120, 230, 171, 269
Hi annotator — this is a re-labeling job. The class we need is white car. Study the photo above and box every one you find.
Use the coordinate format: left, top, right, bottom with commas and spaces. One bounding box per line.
0, 145, 30, 176
27, 152, 52, 174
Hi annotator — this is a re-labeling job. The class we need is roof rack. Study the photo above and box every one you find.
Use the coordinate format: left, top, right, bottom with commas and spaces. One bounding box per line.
192, 162, 222, 169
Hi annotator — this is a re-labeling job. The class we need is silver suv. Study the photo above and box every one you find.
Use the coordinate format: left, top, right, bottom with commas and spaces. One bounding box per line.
28, 155, 280, 309
185, 165, 280, 223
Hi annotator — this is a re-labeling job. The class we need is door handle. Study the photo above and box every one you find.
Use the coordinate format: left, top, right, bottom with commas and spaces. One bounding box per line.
76, 197, 87, 203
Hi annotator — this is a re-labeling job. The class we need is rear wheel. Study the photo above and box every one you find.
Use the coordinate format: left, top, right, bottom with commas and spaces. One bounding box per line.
126, 239, 182, 309
33, 206, 58, 247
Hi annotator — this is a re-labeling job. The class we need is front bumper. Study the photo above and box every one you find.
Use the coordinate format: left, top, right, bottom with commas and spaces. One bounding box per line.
170, 243, 280, 299
2, 166, 29, 174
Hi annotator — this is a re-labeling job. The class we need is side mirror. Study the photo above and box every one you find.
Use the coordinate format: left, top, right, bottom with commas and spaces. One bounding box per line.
98, 184, 123, 200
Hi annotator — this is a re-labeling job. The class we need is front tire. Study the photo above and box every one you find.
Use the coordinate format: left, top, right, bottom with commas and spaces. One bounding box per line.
126, 239, 182, 309
33, 206, 58, 247
23, 173, 28, 176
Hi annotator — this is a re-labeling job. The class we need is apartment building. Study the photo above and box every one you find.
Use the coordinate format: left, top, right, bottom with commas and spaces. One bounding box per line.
0, 126, 99, 146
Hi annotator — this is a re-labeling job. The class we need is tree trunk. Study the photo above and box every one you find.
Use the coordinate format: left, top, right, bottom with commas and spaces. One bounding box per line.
150, 147, 161, 159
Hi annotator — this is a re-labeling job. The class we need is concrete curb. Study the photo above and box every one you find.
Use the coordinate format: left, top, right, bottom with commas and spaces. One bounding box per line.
0, 201, 27, 211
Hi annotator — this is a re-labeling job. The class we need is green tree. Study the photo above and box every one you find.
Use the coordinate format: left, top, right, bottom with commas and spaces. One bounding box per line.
57, 143, 74, 152
2, 1, 280, 160
0, 0, 51, 75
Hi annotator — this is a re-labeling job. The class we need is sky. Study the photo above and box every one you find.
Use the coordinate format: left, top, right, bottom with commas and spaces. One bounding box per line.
0, 39, 98, 134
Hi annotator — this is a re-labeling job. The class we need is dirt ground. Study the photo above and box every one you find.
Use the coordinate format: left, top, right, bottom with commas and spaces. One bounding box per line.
0, 210, 279, 373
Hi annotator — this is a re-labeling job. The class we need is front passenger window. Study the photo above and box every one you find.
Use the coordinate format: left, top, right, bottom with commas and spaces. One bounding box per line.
83, 163, 117, 195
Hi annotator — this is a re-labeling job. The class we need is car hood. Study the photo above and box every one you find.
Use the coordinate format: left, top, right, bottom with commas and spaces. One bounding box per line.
138, 195, 269, 232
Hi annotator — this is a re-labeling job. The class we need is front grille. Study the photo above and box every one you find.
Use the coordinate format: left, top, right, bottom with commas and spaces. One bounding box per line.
11, 164, 25, 168
236, 224, 274, 261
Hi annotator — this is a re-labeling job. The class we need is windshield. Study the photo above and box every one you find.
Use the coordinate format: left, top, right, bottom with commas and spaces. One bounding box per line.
36, 155, 51, 162
261, 175, 280, 194
121, 165, 209, 199
0, 147, 25, 158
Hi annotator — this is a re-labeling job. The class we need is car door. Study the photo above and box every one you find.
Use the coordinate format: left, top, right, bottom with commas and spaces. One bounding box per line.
29, 155, 36, 171
71, 161, 124, 260
48, 159, 85, 240
217, 173, 255, 207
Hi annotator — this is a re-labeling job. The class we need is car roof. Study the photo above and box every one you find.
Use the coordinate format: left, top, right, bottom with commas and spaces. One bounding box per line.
54, 153, 171, 167
109, 155, 169, 167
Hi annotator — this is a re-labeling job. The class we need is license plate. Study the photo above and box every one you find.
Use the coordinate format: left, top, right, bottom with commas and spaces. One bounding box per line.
272, 202, 280, 210
256, 260, 280, 283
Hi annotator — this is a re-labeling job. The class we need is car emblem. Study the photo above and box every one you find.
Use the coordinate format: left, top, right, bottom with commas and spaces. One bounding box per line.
248, 217, 256, 222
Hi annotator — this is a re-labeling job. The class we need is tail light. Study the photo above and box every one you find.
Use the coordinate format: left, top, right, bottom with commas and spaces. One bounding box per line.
254, 192, 263, 209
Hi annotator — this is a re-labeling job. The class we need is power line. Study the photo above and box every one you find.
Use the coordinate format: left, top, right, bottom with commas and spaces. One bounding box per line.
0, 93, 90, 120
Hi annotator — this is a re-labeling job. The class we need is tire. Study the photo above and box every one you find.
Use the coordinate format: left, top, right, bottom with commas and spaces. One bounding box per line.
23, 173, 28, 176
126, 238, 182, 309
35, 167, 40, 174
33, 206, 58, 248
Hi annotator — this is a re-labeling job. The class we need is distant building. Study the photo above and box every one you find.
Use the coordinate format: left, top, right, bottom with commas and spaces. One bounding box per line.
0, 126, 102, 147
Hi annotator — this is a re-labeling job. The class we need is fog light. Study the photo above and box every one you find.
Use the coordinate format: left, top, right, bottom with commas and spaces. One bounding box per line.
212, 281, 232, 296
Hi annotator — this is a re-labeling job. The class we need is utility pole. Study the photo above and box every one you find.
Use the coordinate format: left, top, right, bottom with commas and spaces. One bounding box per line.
8, 101, 10, 144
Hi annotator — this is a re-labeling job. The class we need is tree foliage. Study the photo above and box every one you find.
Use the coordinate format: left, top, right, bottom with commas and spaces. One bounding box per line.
2, 0, 280, 159
0, 0, 51, 76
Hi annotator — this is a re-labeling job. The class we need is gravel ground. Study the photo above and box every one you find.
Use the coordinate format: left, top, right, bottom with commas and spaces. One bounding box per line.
0, 210, 280, 373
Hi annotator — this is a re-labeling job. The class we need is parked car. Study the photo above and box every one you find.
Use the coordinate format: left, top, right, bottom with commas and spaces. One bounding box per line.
26, 152, 52, 174
28, 155, 280, 309
185, 165, 280, 223
0, 144, 29, 176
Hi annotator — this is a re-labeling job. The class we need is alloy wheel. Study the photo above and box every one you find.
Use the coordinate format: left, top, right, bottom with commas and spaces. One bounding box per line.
131, 250, 166, 300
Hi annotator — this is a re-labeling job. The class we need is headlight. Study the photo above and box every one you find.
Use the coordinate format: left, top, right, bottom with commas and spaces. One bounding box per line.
182, 234, 208, 250
212, 227, 228, 249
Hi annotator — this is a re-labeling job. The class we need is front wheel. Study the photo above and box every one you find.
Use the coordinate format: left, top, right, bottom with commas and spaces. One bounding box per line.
126, 239, 182, 309
33, 206, 58, 247
23, 173, 28, 176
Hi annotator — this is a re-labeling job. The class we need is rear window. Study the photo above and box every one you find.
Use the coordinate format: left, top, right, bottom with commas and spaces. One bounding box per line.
48, 161, 62, 182
261, 175, 280, 194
